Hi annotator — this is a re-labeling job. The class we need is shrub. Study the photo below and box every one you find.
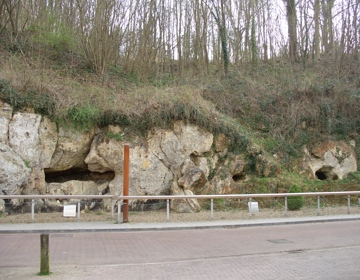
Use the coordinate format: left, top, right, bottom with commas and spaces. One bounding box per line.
287, 185, 304, 210
66, 104, 100, 131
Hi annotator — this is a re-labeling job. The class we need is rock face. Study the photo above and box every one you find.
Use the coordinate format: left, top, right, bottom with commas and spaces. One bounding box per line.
304, 141, 358, 180
0, 142, 31, 195
4, 101, 356, 213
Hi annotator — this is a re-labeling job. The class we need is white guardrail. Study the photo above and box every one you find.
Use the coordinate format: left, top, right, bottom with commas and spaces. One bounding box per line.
1, 191, 360, 223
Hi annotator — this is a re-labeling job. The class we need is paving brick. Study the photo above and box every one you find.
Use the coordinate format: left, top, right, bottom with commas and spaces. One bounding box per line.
0, 220, 360, 279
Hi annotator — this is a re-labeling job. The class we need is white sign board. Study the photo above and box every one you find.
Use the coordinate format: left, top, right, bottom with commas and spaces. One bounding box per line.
248, 201, 259, 214
63, 205, 77, 217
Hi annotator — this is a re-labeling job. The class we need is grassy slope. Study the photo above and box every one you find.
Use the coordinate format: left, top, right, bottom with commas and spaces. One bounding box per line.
0, 45, 359, 193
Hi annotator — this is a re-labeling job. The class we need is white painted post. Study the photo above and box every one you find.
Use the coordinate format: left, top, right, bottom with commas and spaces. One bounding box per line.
117, 200, 121, 224
77, 200, 81, 221
111, 200, 115, 219
347, 195, 351, 214
249, 198, 252, 218
210, 199, 214, 220
31, 199, 35, 222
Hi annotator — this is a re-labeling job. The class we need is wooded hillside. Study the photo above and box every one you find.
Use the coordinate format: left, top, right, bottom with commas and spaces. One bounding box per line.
0, 0, 359, 169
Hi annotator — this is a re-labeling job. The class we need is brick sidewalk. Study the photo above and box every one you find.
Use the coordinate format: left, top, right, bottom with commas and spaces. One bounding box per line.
1, 220, 360, 279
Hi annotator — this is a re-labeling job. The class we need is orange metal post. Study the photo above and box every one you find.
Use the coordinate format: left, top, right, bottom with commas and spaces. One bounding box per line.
123, 144, 130, 223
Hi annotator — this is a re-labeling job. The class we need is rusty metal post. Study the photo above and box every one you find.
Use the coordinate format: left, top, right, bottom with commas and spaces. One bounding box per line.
123, 144, 130, 223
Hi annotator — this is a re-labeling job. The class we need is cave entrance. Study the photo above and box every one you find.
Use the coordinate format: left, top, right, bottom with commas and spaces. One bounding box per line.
315, 170, 327, 180
315, 167, 338, 181
45, 168, 115, 184
232, 173, 246, 182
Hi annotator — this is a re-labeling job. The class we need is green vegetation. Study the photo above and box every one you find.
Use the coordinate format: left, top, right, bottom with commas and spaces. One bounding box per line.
287, 185, 305, 211
106, 132, 124, 142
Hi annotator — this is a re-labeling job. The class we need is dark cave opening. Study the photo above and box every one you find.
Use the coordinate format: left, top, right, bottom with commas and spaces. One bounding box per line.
315, 168, 339, 181
232, 173, 246, 182
315, 170, 327, 180
45, 168, 115, 184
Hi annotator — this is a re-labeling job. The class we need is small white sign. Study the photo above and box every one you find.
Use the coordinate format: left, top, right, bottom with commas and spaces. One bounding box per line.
248, 201, 259, 214
63, 205, 77, 217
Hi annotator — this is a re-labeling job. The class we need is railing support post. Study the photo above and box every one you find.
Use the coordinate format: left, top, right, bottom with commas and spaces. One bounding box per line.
111, 200, 115, 219
117, 200, 122, 224
347, 195, 351, 214
210, 199, 214, 220
31, 199, 35, 222
166, 199, 170, 222
249, 198, 252, 218
317, 196, 320, 216
284, 197, 288, 217
77, 200, 81, 221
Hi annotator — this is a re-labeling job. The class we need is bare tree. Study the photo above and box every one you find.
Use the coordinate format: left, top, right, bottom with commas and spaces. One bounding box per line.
207, 0, 229, 75
283, 0, 298, 63
321, 0, 335, 54
76, 0, 126, 78
313, 0, 321, 61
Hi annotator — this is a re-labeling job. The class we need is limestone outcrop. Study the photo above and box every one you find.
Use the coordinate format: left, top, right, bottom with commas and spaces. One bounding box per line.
0, 142, 31, 195
303, 141, 357, 180
1, 101, 355, 214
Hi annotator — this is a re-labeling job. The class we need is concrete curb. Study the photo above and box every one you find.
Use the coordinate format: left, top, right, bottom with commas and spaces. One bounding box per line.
0, 214, 359, 234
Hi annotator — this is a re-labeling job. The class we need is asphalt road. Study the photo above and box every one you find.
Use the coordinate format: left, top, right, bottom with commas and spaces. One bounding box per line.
1, 220, 359, 279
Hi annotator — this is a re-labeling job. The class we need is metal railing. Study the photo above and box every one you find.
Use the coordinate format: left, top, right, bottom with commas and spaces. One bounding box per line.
1, 191, 360, 223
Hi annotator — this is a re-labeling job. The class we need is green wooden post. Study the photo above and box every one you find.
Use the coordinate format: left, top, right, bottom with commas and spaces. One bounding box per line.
40, 233, 50, 275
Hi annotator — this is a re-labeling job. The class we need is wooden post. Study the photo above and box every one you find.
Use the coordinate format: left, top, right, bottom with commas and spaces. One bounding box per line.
123, 144, 130, 223
40, 233, 50, 275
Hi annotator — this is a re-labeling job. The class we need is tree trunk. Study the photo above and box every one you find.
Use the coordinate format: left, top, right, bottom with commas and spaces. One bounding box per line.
314, 0, 320, 61
284, 0, 298, 63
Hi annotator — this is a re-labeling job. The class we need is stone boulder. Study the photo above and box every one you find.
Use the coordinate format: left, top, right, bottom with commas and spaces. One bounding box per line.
45, 180, 109, 210
38, 117, 58, 168
0, 143, 31, 195
0, 101, 12, 143
0, 199, 4, 214
85, 130, 174, 199
8, 112, 42, 167
48, 127, 95, 171
170, 183, 201, 213
47, 180, 108, 196
174, 121, 213, 156
178, 165, 206, 194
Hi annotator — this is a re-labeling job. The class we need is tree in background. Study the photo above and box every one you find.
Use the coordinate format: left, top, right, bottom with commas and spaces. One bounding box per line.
208, 0, 229, 75
283, 0, 298, 63
0, 0, 358, 80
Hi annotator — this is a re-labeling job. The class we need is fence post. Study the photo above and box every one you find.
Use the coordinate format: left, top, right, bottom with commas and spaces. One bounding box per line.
31, 199, 35, 222
77, 200, 81, 221
249, 198, 252, 218
284, 197, 288, 217
166, 199, 170, 222
40, 233, 50, 275
317, 196, 320, 216
117, 200, 122, 224
111, 200, 115, 219
347, 195, 351, 214
210, 199, 214, 220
